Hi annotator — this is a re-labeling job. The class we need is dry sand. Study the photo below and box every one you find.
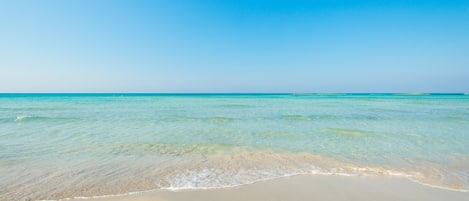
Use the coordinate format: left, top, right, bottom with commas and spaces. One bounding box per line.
68, 175, 468, 201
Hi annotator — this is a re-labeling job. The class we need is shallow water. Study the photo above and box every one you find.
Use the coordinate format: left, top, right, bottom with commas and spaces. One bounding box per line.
0, 94, 468, 200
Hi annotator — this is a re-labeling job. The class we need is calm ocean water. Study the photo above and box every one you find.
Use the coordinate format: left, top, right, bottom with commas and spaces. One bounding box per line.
1, 94, 468, 200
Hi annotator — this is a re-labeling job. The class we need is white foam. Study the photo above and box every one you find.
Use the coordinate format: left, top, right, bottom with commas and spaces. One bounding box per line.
15, 115, 31, 121
45, 167, 467, 201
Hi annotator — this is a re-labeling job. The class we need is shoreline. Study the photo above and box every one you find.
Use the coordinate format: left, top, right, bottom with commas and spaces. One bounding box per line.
66, 175, 468, 201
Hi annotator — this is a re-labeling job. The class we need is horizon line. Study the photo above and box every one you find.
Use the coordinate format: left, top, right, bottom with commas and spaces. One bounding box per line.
0, 92, 467, 95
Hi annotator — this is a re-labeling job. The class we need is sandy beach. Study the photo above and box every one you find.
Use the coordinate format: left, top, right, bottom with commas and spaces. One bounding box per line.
3, 0, 469, 200
2, 94, 468, 200
69, 175, 468, 201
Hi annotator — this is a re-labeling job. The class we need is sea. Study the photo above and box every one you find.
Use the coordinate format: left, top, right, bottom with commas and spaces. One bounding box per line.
1, 93, 468, 200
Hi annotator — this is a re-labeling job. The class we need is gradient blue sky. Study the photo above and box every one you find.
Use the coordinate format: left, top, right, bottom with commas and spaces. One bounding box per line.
1, 0, 468, 93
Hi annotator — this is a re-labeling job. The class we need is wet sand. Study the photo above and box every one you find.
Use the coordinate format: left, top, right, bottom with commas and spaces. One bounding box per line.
69, 175, 468, 201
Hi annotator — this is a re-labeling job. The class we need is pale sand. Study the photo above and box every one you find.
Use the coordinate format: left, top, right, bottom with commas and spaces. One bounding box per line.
70, 175, 468, 201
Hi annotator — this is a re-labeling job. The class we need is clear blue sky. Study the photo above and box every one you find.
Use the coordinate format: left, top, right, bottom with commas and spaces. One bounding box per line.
1, 0, 468, 93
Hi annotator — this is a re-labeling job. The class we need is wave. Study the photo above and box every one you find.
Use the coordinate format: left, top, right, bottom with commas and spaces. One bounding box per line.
218, 104, 253, 108
317, 128, 384, 138
129, 151, 467, 192
5, 149, 467, 201
105, 142, 238, 156
281, 115, 311, 121
14, 115, 80, 122
171, 116, 238, 123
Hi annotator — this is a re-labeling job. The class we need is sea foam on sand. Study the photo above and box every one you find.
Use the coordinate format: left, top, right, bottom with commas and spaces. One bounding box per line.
66, 175, 468, 201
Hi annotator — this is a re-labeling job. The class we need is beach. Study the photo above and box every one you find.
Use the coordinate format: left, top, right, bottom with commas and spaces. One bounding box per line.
3, 0, 469, 200
1, 94, 468, 200
70, 175, 468, 201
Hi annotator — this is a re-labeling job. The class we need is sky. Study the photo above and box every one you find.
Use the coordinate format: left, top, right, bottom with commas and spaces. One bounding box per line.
1, 0, 468, 93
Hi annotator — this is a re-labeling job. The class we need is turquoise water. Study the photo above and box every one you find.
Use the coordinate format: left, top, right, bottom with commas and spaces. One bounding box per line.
1, 94, 468, 200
